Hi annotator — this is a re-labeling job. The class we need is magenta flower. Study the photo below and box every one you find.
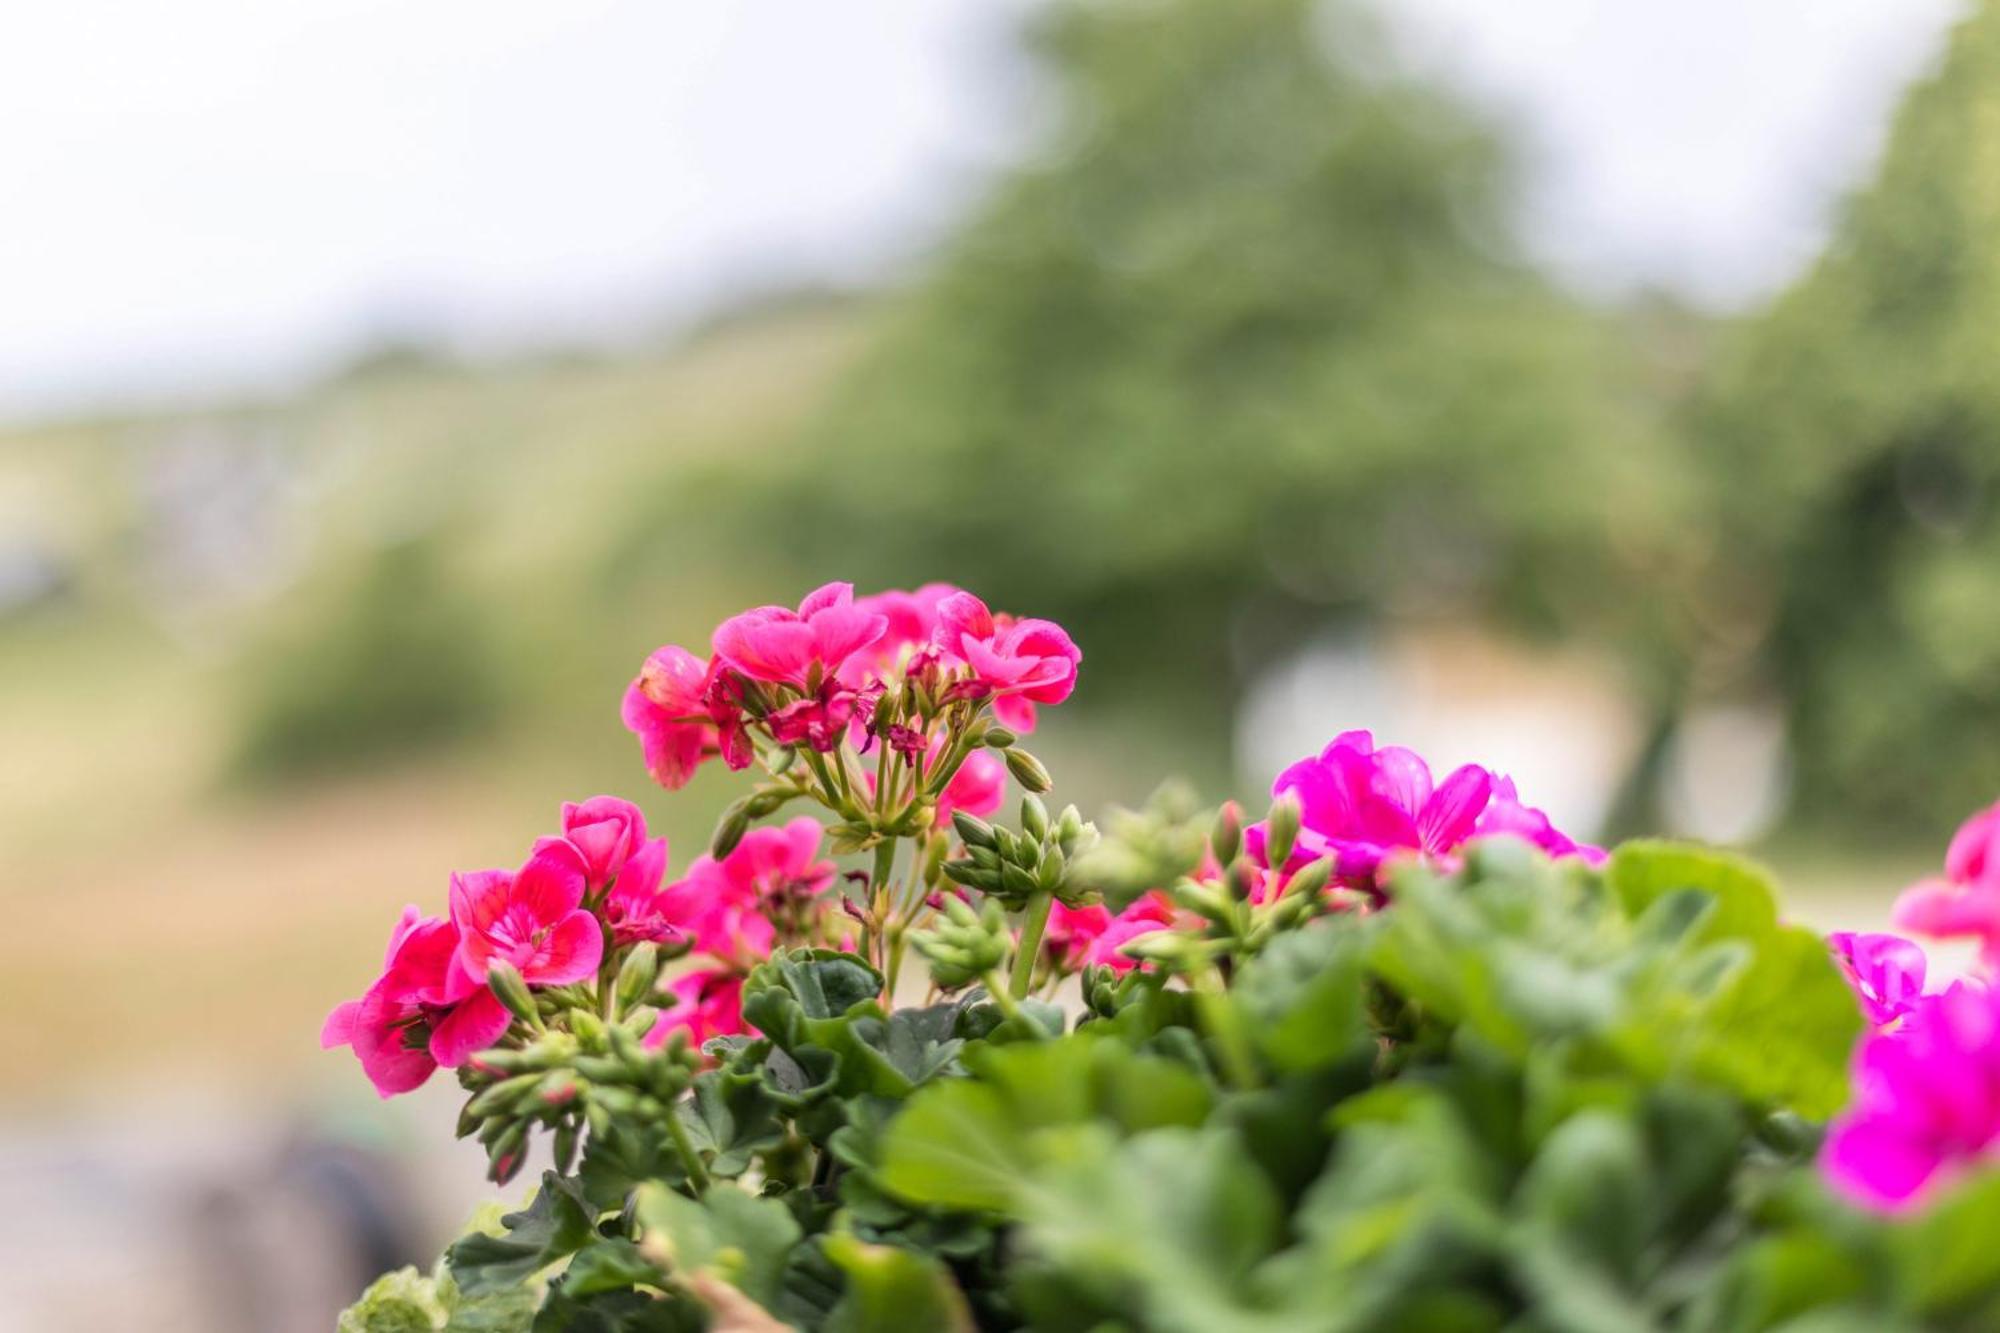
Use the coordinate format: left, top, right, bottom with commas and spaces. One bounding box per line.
598, 836, 685, 947
712, 582, 888, 686
1475, 777, 1606, 866
1822, 980, 2000, 1211
645, 968, 747, 1053
1044, 900, 1114, 971
839, 583, 960, 688
561, 795, 649, 888
658, 817, 833, 967
931, 592, 1080, 732
1085, 892, 1191, 972
450, 840, 604, 989
1893, 799, 2000, 969
623, 646, 721, 791
1829, 931, 1929, 1029
1249, 731, 1595, 891
936, 748, 1007, 822
322, 907, 509, 1096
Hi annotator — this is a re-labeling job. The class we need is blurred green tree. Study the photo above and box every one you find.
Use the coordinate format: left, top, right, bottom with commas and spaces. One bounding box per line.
1698, 2, 2000, 829
232, 534, 501, 781
673, 0, 1696, 762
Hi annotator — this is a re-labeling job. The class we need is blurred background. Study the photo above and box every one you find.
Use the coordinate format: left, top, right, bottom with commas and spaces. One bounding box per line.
5, 0, 1997, 1325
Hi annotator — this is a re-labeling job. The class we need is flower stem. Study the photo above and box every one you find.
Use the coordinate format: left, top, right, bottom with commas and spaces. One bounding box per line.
664, 1103, 711, 1193
1009, 890, 1054, 1000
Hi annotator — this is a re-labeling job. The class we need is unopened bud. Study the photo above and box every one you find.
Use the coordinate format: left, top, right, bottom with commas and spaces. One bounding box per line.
1226, 858, 1257, 902
1020, 795, 1050, 844
1001, 863, 1040, 901
1211, 802, 1243, 867
1004, 748, 1052, 794
466, 1072, 541, 1119
1279, 855, 1334, 902
570, 1009, 608, 1049
711, 802, 752, 858
615, 942, 660, 1011
983, 727, 1018, 749
486, 961, 540, 1028
952, 811, 997, 849
622, 1005, 659, 1040
1264, 793, 1302, 871
552, 1119, 580, 1174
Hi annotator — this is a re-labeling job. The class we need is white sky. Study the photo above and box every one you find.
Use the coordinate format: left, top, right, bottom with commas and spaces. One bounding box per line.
0, 0, 1966, 418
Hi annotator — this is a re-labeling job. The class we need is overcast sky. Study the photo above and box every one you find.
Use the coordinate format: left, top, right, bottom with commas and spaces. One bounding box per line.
0, 0, 1966, 418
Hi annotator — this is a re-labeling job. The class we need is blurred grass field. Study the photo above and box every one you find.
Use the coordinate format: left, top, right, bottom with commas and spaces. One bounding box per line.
0, 299, 1220, 1105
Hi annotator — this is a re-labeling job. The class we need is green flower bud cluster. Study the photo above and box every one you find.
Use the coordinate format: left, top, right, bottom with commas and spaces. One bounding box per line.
942, 796, 1098, 911
910, 895, 1011, 991
1145, 790, 1334, 975
456, 951, 696, 1185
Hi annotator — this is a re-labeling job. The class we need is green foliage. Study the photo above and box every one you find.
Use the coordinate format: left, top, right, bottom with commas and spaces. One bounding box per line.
349, 843, 2000, 1331
232, 534, 501, 780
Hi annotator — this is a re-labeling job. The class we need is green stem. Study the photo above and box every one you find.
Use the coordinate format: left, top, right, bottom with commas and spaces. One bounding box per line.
981, 971, 1027, 1026
1009, 891, 1054, 1001
664, 1103, 711, 1193
1194, 965, 1259, 1091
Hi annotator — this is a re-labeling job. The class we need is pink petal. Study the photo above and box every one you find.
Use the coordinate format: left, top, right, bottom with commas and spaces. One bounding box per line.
993, 694, 1038, 733
428, 989, 512, 1068
1419, 765, 1493, 854
796, 581, 855, 618
1822, 1113, 1943, 1211
321, 1000, 361, 1049
524, 909, 605, 987
517, 840, 588, 922
636, 645, 710, 714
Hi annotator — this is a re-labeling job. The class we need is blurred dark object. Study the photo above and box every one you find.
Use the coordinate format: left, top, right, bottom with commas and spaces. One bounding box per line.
1696, 1, 2000, 831
231, 533, 501, 782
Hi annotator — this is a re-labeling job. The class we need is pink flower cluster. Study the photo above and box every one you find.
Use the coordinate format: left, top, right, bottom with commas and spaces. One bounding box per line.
1820, 801, 2000, 1211
622, 581, 1080, 789
323, 797, 839, 1096
644, 817, 837, 1052
1823, 979, 2000, 1210
1248, 730, 1601, 892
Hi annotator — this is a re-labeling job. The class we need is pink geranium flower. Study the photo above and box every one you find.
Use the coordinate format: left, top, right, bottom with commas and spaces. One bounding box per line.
1892, 800, 2000, 969
712, 582, 888, 686
561, 795, 649, 888
598, 836, 685, 947
645, 968, 747, 1052
936, 747, 1007, 822
839, 583, 960, 688
1249, 731, 1595, 891
1044, 900, 1114, 971
450, 840, 604, 989
1829, 931, 1929, 1029
658, 817, 833, 967
322, 907, 509, 1096
930, 592, 1080, 732
623, 646, 723, 790
1822, 980, 2000, 1211
1475, 777, 1606, 866
1085, 891, 1191, 972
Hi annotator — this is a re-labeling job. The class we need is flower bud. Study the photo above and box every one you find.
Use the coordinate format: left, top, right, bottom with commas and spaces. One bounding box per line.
1211, 802, 1243, 868
1279, 855, 1334, 902
1021, 795, 1050, 844
1226, 858, 1258, 903
486, 961, 540, 1028
466, 1071, 540, 1119
570, 1009, 608, 1049
1001, 863, 1040, 901
622, 1005, 659, 1040
711, 801, 752, 858
615, 942, 660, 1012
952, 811, 997, 849
983, 726, 1018, 749
1004, 748, 1052, 793
1264, 793, 1302, 871
552, 1119, 580, 1175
